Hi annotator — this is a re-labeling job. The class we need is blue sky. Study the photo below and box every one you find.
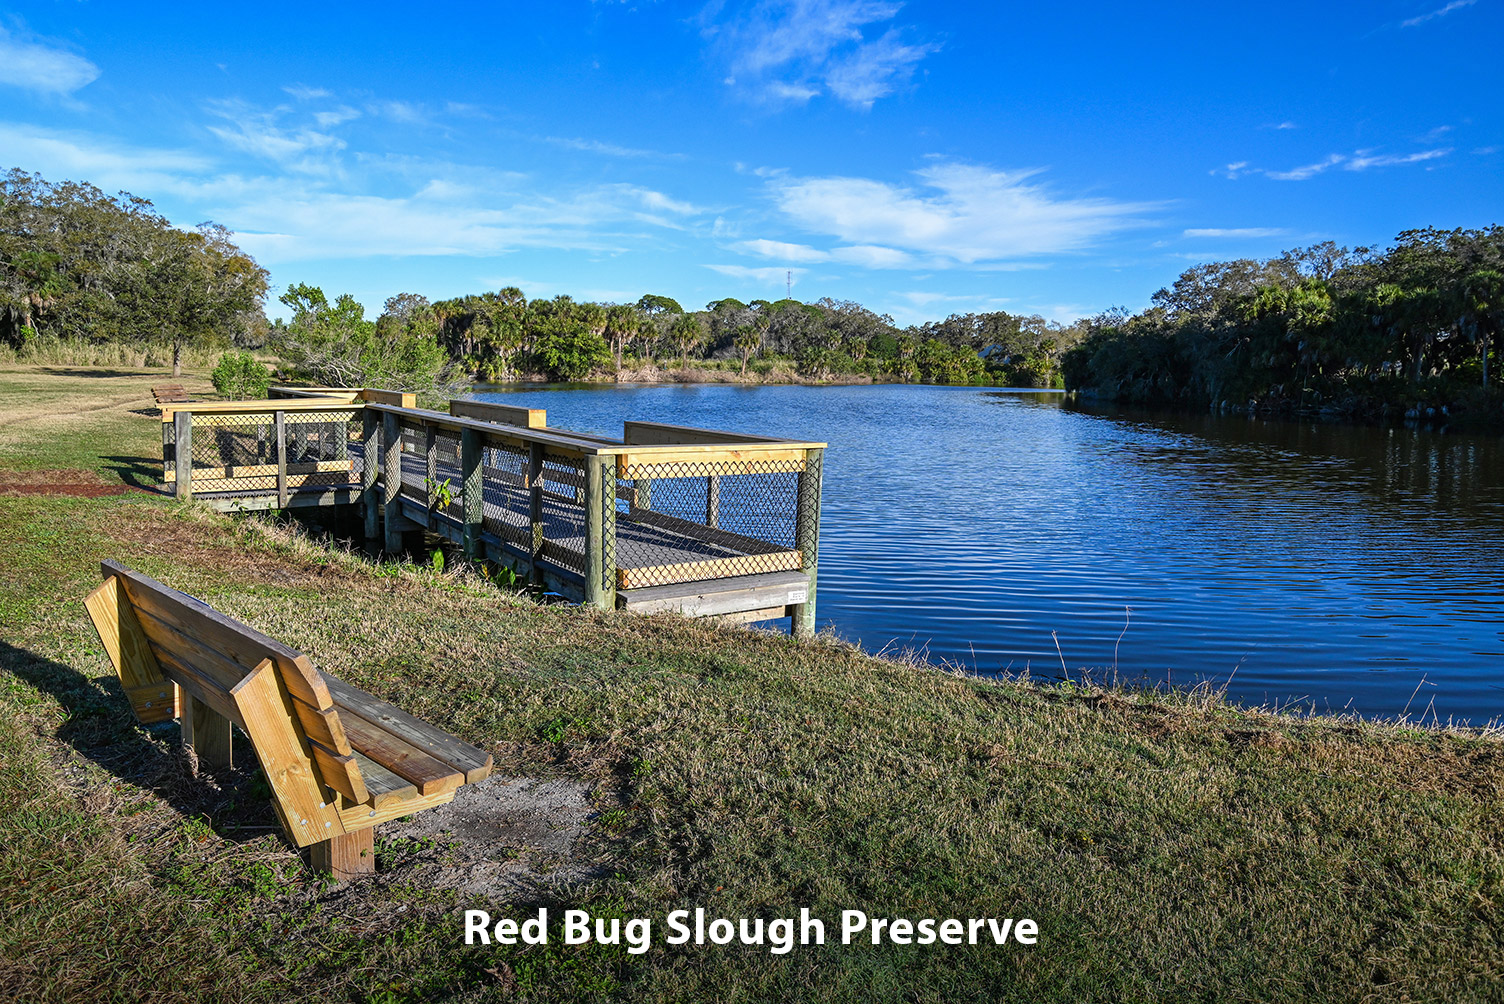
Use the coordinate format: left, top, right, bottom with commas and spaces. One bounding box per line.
1, 1, 1499, 325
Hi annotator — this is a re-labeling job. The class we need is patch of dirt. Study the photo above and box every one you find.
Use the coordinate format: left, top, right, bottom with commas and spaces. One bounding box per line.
0, 468, 132, 496
381, 775, 604, 896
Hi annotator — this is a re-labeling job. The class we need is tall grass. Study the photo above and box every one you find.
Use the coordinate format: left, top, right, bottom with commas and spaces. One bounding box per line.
0, 338, 226, 370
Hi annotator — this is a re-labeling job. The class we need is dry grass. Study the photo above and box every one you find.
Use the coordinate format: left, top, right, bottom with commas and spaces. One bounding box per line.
2, 366, 1503, 1002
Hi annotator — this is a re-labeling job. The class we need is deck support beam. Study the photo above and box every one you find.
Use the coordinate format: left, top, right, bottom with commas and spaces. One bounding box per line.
173, 411, 192, 500
583, 455, 616, 611
274, 410, 288, 509
382, 413, 403, 555
792, 447, 823, 638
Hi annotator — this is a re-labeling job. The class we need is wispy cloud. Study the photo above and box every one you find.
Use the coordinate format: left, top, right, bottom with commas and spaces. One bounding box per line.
0, 26, 99, 95
765, 161, 1157, 266
1402, 0, 1476, 28
1346, 148, 1450, 170
712, 0, 940, 109
282, 84, 333, 101
1217, 148, 1451, 180
542, 135, 683, 159
1183, 227, 1289, 238
205, 100, 347, 174
703, 264, 808, 284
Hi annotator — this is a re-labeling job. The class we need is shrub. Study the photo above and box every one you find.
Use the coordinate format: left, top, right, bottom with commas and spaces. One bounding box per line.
211, 350, 271, 399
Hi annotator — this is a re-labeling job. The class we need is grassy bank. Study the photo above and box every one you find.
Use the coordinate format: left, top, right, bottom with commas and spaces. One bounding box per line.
2, 364, 1502, 1003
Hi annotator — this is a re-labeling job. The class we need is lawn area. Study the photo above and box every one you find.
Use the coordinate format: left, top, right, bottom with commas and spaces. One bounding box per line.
1, 365, 1502, 1003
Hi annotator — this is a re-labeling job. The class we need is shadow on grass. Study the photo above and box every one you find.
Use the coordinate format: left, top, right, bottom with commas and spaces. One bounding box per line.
102, 454, 169, 492
37, 366, 156, 379
0, 638, 280, 845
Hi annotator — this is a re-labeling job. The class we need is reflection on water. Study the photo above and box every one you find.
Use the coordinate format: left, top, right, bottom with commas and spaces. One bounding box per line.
473, 383, 1504, 724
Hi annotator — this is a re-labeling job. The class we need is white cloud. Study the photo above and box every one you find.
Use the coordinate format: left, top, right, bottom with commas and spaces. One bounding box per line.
543, 135, 680, 159
0, 121, 214, 194
714, 0, 939, 109
314, 106, 361, 128
1265, 153, 1346, 181
283, 84, 333, 101
0, 26, 99, 95
703, 264, 808, 284
1183, 227, 1289, 238
205, 100, 347, 173
1345, 147, 1450, 170
1402, 0, 1476, 28
769, 161, 1157, 265
734, 238, 831, 262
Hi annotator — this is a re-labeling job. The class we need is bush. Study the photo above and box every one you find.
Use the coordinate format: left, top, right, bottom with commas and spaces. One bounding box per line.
211, 350, 271, 399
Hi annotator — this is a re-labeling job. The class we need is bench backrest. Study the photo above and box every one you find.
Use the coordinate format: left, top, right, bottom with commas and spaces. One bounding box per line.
84, 560, 364, 843
153, 384, 190, 403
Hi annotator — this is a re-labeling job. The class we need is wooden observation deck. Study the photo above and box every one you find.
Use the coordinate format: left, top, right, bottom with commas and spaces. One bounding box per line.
158, 388, 825, 633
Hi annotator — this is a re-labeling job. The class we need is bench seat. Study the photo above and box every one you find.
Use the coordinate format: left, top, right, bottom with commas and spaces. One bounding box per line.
84, 560, 492, 878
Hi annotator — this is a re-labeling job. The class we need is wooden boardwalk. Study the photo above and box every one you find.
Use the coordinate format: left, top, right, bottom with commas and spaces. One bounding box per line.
159, 391, 824, 631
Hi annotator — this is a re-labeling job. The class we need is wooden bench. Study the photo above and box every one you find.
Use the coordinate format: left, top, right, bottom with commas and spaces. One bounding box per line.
152, 384, 192, 405
83, 560, 493, 879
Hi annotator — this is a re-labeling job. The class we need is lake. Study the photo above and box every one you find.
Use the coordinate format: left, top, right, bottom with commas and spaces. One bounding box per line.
472, 382, 1504, 724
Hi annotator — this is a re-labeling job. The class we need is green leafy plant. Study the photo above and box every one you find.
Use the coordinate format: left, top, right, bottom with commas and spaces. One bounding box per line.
210, 350, 271, 399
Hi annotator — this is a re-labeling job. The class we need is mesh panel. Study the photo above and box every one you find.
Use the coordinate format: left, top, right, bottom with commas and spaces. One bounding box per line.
398, 421, 426, 503
539, 451, 587, 572
175, 410, 362, 496
611, 458, 805, 589
432, 429, 461, 519
480, 441, 531, 548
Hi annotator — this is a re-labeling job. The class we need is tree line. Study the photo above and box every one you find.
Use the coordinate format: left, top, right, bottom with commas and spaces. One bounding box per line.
1061, 229, 1504, 422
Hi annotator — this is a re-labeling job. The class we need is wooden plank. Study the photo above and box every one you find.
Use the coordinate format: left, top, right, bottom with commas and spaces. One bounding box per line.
164, 459, 355, 483
174, 411, 192, 499
360, 389, 416, 408
450, 399, 546, 428
230, 660, 347, 848
105, 561, 334, 710
290, 696, 351, 754
336, 712, 464, 796
150, 646, 245, 727
338, 788, 455, 831
323, 675, 493, 783
308, 739, 369, 804
617, 570, 810, 616
362, 409, 380, 542
183, 693, 233, 769
584, 455, 606, 609
623, 506, 791, 557
365, 403, 601, 456
308, 827, 375, 880
83, 577, 177, 723
617, 447, 808, 478
161, 472, 358, 495
160, 399, 358, 420
623, 421, 797, 446
275, 410, 288, 509
616, 550, 803, 590
351, 751, 419, 807
712, 605, 791, 625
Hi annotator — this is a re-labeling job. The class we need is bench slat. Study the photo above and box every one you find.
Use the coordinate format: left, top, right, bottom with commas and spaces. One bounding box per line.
324, 675, 493, 783
337, 712, 465, 796
351, 751, 419, 808
308, 739, 369, 805
106, 561, 334, 710
152, 646, 245, 728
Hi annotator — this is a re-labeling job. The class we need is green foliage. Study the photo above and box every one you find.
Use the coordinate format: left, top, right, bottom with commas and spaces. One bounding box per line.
275, 283, 457, 402
0, 169, 268, 371
1063, 227, 1504, 420
209, 350, 271, 400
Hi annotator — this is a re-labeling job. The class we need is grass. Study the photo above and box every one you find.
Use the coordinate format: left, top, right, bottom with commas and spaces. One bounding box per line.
2, 364, 1503, 1002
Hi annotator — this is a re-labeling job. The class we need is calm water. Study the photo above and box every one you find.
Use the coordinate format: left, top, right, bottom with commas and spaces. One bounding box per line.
472, 383, 1504, 724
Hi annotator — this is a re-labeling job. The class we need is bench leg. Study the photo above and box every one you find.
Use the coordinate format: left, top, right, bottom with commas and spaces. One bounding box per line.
309, 827, 376, 881
181, 693, 232, 770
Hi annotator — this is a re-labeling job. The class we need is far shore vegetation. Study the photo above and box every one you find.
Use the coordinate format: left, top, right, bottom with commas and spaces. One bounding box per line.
3, 363, 1503, 1002
3, 165, 1502, 425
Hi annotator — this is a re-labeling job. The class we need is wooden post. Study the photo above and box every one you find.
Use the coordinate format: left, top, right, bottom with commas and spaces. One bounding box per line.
362, 410, 380, 543
528, 443, 545, 580
309, 827, 375, 881
274, 410, 288, 508
382, 412, 403, 555
705, 474, 720, 529
584, 455, 608, 610
161, 417, 173, 483
174, 411, 192, 499
461, 428, 482, 560
181, 693, 232, 769
791, 447, 823, 638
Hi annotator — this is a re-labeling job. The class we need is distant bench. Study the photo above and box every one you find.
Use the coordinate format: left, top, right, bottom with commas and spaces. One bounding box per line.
83, 560, 492, 879
152, 384, 191, 406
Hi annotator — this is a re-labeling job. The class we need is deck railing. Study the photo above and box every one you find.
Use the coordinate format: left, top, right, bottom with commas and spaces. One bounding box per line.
159, 392, 825, 632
